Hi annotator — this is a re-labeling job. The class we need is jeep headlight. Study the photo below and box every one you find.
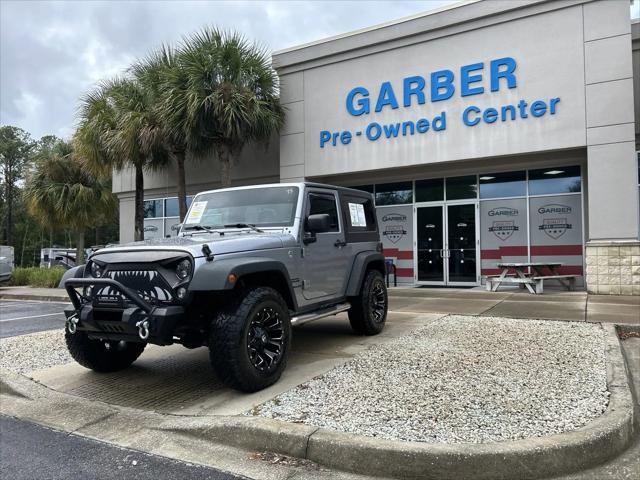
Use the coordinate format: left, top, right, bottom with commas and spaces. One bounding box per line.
176, 259, 192, 281
90, 262, 103, 278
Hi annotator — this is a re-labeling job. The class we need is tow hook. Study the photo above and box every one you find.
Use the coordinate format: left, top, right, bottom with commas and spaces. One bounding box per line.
66, 314, 79, 334
136, 319, 150, 341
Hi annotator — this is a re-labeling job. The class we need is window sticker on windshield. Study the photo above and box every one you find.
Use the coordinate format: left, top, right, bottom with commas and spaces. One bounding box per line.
349, 202, 367, 227
186, 201, 208, 224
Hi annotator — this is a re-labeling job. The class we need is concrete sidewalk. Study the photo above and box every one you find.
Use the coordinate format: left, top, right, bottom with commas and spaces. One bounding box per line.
2, 285, 638, 324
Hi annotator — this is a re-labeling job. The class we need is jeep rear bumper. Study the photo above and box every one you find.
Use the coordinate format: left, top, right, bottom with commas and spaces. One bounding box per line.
64, 278, 185, 345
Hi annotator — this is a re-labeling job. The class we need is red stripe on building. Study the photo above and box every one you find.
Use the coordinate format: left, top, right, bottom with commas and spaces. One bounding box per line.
384, 249, 413, 259
395, 267, 414, 277
531, 245, 583, 256
481, 246, 528, 259
481, 266, 583, 276
481, 268, 502, 275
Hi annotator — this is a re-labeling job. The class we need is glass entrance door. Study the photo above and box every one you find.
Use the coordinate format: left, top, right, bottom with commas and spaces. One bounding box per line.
415, 203, 478, 285
446, 203, 477, 284
416, 206, 444, 283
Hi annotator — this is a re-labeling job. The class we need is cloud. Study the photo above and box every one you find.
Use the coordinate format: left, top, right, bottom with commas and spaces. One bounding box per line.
0, 0, 455, 139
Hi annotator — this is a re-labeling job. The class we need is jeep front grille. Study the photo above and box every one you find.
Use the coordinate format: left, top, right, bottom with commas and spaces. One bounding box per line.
95, 269, 174, 304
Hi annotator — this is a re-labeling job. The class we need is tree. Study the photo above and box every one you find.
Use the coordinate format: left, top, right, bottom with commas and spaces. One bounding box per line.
0, 126, 34, 245
131, 47, 191, 221
24, 140, 117, 264
160, 28, 284, 190
76, 78, 169, 241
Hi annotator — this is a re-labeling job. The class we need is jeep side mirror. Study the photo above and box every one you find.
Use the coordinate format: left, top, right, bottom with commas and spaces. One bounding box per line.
306, 214, 331, 233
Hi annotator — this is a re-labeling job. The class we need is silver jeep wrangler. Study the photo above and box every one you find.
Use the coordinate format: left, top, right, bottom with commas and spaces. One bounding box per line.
61, 183, 388, 392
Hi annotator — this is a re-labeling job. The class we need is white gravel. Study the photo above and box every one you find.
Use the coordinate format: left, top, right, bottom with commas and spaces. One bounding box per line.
250, 315, 609, 444
0, 329, 72, 374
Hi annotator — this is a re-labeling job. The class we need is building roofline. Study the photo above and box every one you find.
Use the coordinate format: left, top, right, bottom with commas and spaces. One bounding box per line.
272, 0, 591, 73
272, 0, 477, 56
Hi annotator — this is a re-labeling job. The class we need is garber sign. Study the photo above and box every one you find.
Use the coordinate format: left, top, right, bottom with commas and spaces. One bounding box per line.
319, 57, 561, 148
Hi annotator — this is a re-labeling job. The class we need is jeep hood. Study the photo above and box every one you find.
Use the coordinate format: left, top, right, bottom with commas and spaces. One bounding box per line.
90, 232, 297, 260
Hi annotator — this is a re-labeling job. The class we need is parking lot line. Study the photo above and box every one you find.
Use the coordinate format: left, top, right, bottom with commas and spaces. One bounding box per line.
1, 312, 64, 322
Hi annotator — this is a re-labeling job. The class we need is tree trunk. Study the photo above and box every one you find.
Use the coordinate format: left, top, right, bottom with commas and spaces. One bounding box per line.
134, 165, 144, 241
4, 164, 12, 245
174, 151, 187, 222
76, 230, 85, 265
220, 148, 232, 188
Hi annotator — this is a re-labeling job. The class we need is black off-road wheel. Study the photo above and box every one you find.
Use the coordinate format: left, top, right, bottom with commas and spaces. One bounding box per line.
348, 269, 388, 335
65, 331, 146, 373
209, 287, 291, 392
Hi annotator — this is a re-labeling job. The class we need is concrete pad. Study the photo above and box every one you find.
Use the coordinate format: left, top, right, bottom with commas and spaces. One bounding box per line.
394, 298, 503, 315
588, 295, 640, 306
586, 303, 640, 325
481, 300, 587, 322
28, 311, 442, 417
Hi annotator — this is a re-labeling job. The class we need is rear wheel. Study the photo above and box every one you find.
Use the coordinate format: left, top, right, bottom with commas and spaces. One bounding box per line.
209, 287, 291, 392
348, 269, 388, 335
65, 331, 146, 372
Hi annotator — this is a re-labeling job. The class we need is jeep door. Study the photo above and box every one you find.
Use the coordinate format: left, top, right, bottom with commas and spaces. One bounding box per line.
301, 189, 351, 301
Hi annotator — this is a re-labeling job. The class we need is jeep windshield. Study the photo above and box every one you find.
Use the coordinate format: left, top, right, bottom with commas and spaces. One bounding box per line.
182, 186, 299, 232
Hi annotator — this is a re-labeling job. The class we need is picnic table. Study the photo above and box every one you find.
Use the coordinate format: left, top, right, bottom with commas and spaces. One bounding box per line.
485, 262, 577, 294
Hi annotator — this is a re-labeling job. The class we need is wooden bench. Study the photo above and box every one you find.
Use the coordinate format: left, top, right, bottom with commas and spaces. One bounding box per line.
485, 274, 578, 294
532, 275, 577, 294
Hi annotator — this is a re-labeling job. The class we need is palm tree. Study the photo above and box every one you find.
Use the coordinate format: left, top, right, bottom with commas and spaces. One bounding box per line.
159, 28, 284, 189
131, 47, 191, 221
76, 78, 169, 241
24, 140, 116, 264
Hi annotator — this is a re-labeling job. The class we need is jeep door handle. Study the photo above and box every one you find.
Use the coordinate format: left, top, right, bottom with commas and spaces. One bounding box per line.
334, 239, 347, 248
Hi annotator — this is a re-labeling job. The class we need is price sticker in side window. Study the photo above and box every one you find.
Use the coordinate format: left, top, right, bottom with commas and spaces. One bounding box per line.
348, 203, 367, 227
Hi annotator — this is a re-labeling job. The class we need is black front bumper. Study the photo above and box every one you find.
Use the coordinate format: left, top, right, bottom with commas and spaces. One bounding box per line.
64, 278, 185, 345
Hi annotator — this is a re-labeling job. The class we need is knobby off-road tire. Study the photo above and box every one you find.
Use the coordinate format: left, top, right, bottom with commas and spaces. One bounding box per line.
209, 287, 292, 392
65, 331, 146, 373
348, 269, 388, 335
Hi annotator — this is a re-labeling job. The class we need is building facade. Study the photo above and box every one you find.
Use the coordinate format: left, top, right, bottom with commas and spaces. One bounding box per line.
114, 0, 640, 295
273, 0, 640, 294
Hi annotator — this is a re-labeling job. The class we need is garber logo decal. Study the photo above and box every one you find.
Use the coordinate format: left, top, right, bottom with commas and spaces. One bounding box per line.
382, 213, 407, 222
488, 207, 518, 217
489, 221, 518, 241
381, 213, 407, 244
538, 204, 571, 215
538, 204, 572, 239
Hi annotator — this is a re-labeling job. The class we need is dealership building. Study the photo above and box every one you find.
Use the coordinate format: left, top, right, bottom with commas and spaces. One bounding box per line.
114, 0, 640, 295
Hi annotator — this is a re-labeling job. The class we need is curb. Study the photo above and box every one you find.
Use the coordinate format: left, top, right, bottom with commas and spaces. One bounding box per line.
0, 324, 636, 480
0, 293, 69, 302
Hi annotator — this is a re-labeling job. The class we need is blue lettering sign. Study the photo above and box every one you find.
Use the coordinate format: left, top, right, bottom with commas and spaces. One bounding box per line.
346, 86, 369, 116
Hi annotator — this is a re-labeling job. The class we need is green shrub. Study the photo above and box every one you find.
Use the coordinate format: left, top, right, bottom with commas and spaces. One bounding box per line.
8, 267, 67, 288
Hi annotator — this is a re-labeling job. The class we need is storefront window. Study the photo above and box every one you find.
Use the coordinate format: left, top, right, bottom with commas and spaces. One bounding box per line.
375, 181, 413, 205
143, 199, 163, 218
415, 178, 444, 202
528, 166, 581, 195
165, 196, 193, 217
479, 171, 526, 199
446, 176, 477, 200
351, 185, 374, 193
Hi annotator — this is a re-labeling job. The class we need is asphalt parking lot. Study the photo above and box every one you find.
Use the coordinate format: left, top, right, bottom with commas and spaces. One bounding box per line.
0, 300, 68, 338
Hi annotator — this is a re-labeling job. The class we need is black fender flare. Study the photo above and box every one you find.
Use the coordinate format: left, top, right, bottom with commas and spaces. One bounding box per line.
345, 251, 386, 297
189, 256, 297, 301
58, 265, 85, 288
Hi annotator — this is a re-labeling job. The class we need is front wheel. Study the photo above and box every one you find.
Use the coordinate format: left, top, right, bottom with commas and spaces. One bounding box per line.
348, 269, 388, 335
208, 287, 291, 392
65, 331, 146, 372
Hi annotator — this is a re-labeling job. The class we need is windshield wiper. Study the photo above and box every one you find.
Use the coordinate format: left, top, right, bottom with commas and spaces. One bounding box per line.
224, 223, 264, 233
182, 225, 223, 235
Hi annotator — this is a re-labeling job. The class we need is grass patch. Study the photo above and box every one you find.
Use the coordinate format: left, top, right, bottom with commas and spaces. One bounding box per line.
8, 267, 67, 288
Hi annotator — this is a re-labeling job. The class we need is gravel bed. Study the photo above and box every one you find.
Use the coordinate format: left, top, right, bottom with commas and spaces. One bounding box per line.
250, 315, 609, 443
0, 329, 72, 374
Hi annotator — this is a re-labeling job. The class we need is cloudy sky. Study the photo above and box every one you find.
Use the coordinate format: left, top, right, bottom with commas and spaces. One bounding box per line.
0, 0, 457, 140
